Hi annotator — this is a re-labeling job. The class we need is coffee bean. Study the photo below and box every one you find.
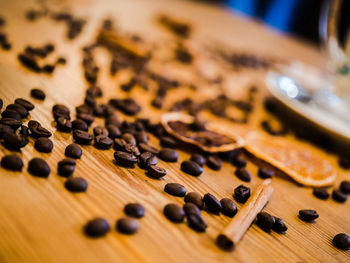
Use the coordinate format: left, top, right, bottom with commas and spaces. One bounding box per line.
116, 217, 139, 234
0, 118, 22, 130
109, 98, 141, 116
14, 98, 34, 111
77, 113, 94, 126
299, 209, 319, 222
313, 188, 330, 200
272, 217, 288, 233
183, 202, 200, 216
184, 192, 204, 209
84, 218, 110, 238
114, 138, 127, 151
159, 148, 178, 162
232, 156, 247, 168
163, 203, 185, 223
235, 168, 252, 182
86, 86, 102, 97
52, 104, 70, 120
180, 160, 203, 177
333, 233, 350, 250
138, 143, 160, 155
65, 144, 82, 159
258, 168, 275, 179
2, 133, 28, 150
30, 88, 46, 100
135, 131, 148, 144
56, 117, 72, 132
28, 120, 51, 138
28, 158, 50, 177
73, 130, 93, 144
124, 144, 140, 156
58, 158, 76, 177
114, 151, 138, 167
332, 189, 347, 203
1, 155, 23, 171
160, 136, 178, 148
203, 193, 222, 213
206, 155, 222, 170
190, 153, 205, 166
340, 181, 350, 194
187, 213, 207, 232
94, 135, 113, 150
138, 152, 158, 169
93, 104, 106, 117
233, 185, 251, 203
1, 109, 21, 120
220, 198, 237, 217
6, 103, 28, 118
124, 203, 145, 218
122, 133, 137, 146
146, 165, 167, 178
0, 124, 14, 138
19, 125, 29, 137
256, 212, 275, 232
93, 126, 108, 137
72, 119, 88, 131
164, 183, 186, 197
106, 124, 121, 139
34, 137, 53, 153
65, 177, 88, 192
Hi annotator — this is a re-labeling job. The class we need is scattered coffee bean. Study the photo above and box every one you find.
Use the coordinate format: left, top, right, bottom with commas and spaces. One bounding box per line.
340, 181, 350, 194
333, 233, 350, 250
332, 189, 347, 203
19, 125, 29, 137
138, 152, 158, 169
116, 217, 139, 234
1, 155, 23, 171
232, 156, 247, 168
0, 124, 13, 138
256, 212, 275, 232
135, 131, 148, 144
190, 153, 205, 166
2, 133, 28, 150
2, 109, 21, 120
313, 188, 330, 200
72, 119, 88, 131
147, 165, 167, 178
109, 98, 141, 116
34, 137, 53, 153
187, 213, 207, 232
77, 113, 94, 126
272, 217, 288, 233
30, 88, 46, 100
299, 209, 319, 222
73, 130, 93, 145
6, 103, 28, 118
206, 155, 222, 170
220, 198, 237, 217
56, 117, 72, 132
124, 203, 145, 218
164, 183, 186, 197
28, 158, 50, 177
235, 168, 252, 182
258, 168, 275, 179
84, 218, 110, 238
138, 143, 160, 155
65, 144, 82, 159
94, 135, 113, 150
160, 136, 178, 148
233, 185, 251, 203
114, 138, 127, 151
106, 125, 121, 139
183, 202, 200, 216
0, 118, 22, 130
65, 177, 88, 192
28, 120, 51, 138
124, 144, 140, 156
181, 160, 203, 177
14, 98, 34, 111
114, 151, 137, 167
93, 126, 108, 137
203, 193, 222, 214
58, 158, 76, 177
184, 192, 204, 209
122, 133, 137, 146
159, 148, 178, 162
52, 104, 70, 120
163, 203, 185, 223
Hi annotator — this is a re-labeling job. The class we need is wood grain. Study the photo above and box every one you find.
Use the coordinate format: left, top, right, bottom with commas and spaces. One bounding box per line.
0, 0, 349, 263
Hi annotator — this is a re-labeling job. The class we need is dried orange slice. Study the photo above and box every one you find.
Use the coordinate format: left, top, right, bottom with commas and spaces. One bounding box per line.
161, 112, 244, 153
244, 131, 337, 187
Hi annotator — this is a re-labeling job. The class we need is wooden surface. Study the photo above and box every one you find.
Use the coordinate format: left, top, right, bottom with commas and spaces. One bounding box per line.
0, 0, 349, 262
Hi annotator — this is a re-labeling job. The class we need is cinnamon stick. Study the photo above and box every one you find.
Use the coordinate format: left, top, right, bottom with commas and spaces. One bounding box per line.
216, 179, 274, 251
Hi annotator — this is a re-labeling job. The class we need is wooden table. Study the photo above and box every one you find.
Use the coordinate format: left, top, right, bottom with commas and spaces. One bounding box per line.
0, 0, 349, 262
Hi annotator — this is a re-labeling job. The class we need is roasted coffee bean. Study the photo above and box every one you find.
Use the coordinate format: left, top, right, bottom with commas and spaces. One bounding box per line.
34, 137, 53, 153
313, 188, 330, 200
65, 144, 82, 159
77, 113, 94, 126
58, 158, 76, 177
147, 165, 167, 178
14, 98, 34, 111
105, 116, 121, 127
124, 144, 140, 156
116, 217, 139, 234
65, 177, 88, 192
160, 136, 178, 148
28, 158, 50, 177
272, 217, 288, 233
28, 120, 51, 138
0, 118, 22, 130
151, 96, 163, 109
114, 151, 138, 167
332, 189, 347, 203
109, 98, 141, 116
299, 209, 319, 222
333, 233, 350, 250
138, 152, 158, 169
1, 109, 21, 120
234, 185, 251, 203
106, 125, 121, 139
183, 202, 200, 216
203, 193, 222, 213
235, 168, 252, 182
18, 53, 41, 72
187, 213, 207, 232
258, 168, 275, 179
94, 135, 113, 150
72, 119, 88, 131
76, 104, 93, 115
232, 155, 247, 168
181, 160, 203, 176
84, 94, 96, 107
19, 125, 29, 137
7, 103, 28, 118
164, 183, 186, 197
256, 212, 275, 232
220, 198, 237, 217
124, 203, 145, 218
340, 181, 350, 194
138, 143, 160, 155
148, 123, 165, 137
93, 126, 108, 137
73, 130, 93, 145
52, 104, 70, 120
114, 138, 127, 151
159, 148, 178, 162
1, 155, 23, 171
56, 117, 72, 132
184, 192, 204, 209
30, 88, 46, 100
84, 218, 110, 238
93, 104, 106, 117
122, 133, 137, 146
86, 86, 102, 97
135, 131, 148, 144
206, 155, 222, 170
0, 124, 13, 138
190, 153, 205, 167
2, 133, 28, 150
163, 203, 185, 223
